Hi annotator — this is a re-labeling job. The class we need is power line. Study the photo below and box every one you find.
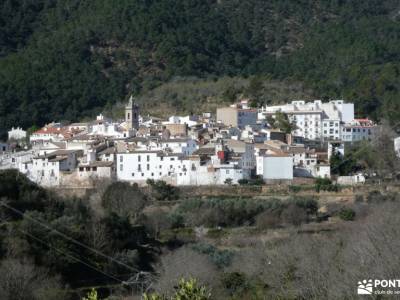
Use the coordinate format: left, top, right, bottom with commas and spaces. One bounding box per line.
0, 216, 123, 284
0, 201, 140, 274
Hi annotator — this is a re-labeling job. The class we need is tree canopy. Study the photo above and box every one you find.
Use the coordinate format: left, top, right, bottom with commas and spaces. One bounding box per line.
1, 0, 400, 138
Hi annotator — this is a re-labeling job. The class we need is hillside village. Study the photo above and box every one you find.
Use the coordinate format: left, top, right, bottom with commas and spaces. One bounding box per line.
0, 97, 379, 188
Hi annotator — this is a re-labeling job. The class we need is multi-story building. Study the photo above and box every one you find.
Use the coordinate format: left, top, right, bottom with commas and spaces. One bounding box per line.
8, 127, 27, 141
258, 100, 354, 141
340, 119, 376, 142
20, 150, 81, 187
116, 150, 191, 184
256, 152, 293, 183
217, 102, 257, 129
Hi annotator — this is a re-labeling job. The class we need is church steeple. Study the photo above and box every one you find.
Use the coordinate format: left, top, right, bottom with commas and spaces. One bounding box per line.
125, 95, 139, 130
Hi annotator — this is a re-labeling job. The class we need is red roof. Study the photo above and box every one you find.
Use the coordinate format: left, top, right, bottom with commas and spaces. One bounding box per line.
33, 127, 65, 135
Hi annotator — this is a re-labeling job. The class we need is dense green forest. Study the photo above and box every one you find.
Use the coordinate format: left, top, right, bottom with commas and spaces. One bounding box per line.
1, 0, 400, 138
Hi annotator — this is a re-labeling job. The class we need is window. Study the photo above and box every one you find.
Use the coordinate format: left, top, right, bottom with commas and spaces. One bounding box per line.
120, 156, 123, 162
93, 167, 97, 172
170, 157, 175, 161
138, 164, 141, 171
159, 172, 162, 176
138, 155, 141, 162
159, 165, 162, 169
160, 157, 164, 161
127, 112, 130, 120
141, 173, 144, 177
147, 164, 150, 171
151, 173, 154, 176
226, 170, 230, 174
147, 155, 150, 162
132, 173, 135, 177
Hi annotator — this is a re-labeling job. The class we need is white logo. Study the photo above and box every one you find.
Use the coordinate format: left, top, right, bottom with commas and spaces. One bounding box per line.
358, 279, 373, 295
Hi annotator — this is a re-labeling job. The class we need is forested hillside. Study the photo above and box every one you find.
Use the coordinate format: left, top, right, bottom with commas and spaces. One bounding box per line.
1, 0, 400, 138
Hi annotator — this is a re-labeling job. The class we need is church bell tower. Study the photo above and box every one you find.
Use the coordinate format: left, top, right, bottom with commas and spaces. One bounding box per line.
125, 95, 139, 130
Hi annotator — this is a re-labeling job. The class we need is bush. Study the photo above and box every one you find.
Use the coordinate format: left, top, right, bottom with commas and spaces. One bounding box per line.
144, 278, 211, 300
339, 208, 356, 221
192, 243, 234, 268
293, 197, 318, 215
147, 179, 180, 201
221, 272, 248, 295
289, 185, 301, 193
224, 178, 233, 185
168, 211, 185, 229
280, 204, 308, 226
101, 182, 147, 217
248, 176, 264, 186
315, 178, 340, 193
238, 179, 249, 185
255, 210, 281, 229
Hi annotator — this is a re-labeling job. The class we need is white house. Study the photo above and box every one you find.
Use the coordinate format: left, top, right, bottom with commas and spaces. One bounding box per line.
21, 150, 81, 187
0, 151, 34, 170
30, 127, 66, 142
164, 115, 199, 127
337, 173, 365, 185
256, 152, 293, 183
8, 127, 27, 141
116, 150, 191, 184
258, 100, 354, 141
88, 114, 134, 138
341, 119, 376, 143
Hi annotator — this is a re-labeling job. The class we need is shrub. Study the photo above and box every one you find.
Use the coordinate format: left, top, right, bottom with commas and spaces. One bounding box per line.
224, 178, 233, 185
192, 243, 234, 268
293, 197, 318, 215
168, 211, 185, 229
147, 179, 180, 201
101, 182, 147, 217
248, 175, 264, 186
255, 210, 281, 229
281, 204, 308, 226
339, 208, 356, 221
144, 278, 211, 300
221, 272, 248, 295
238, 179, 249, 185
315, 177, 340, 193
289, 185, 301, 193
